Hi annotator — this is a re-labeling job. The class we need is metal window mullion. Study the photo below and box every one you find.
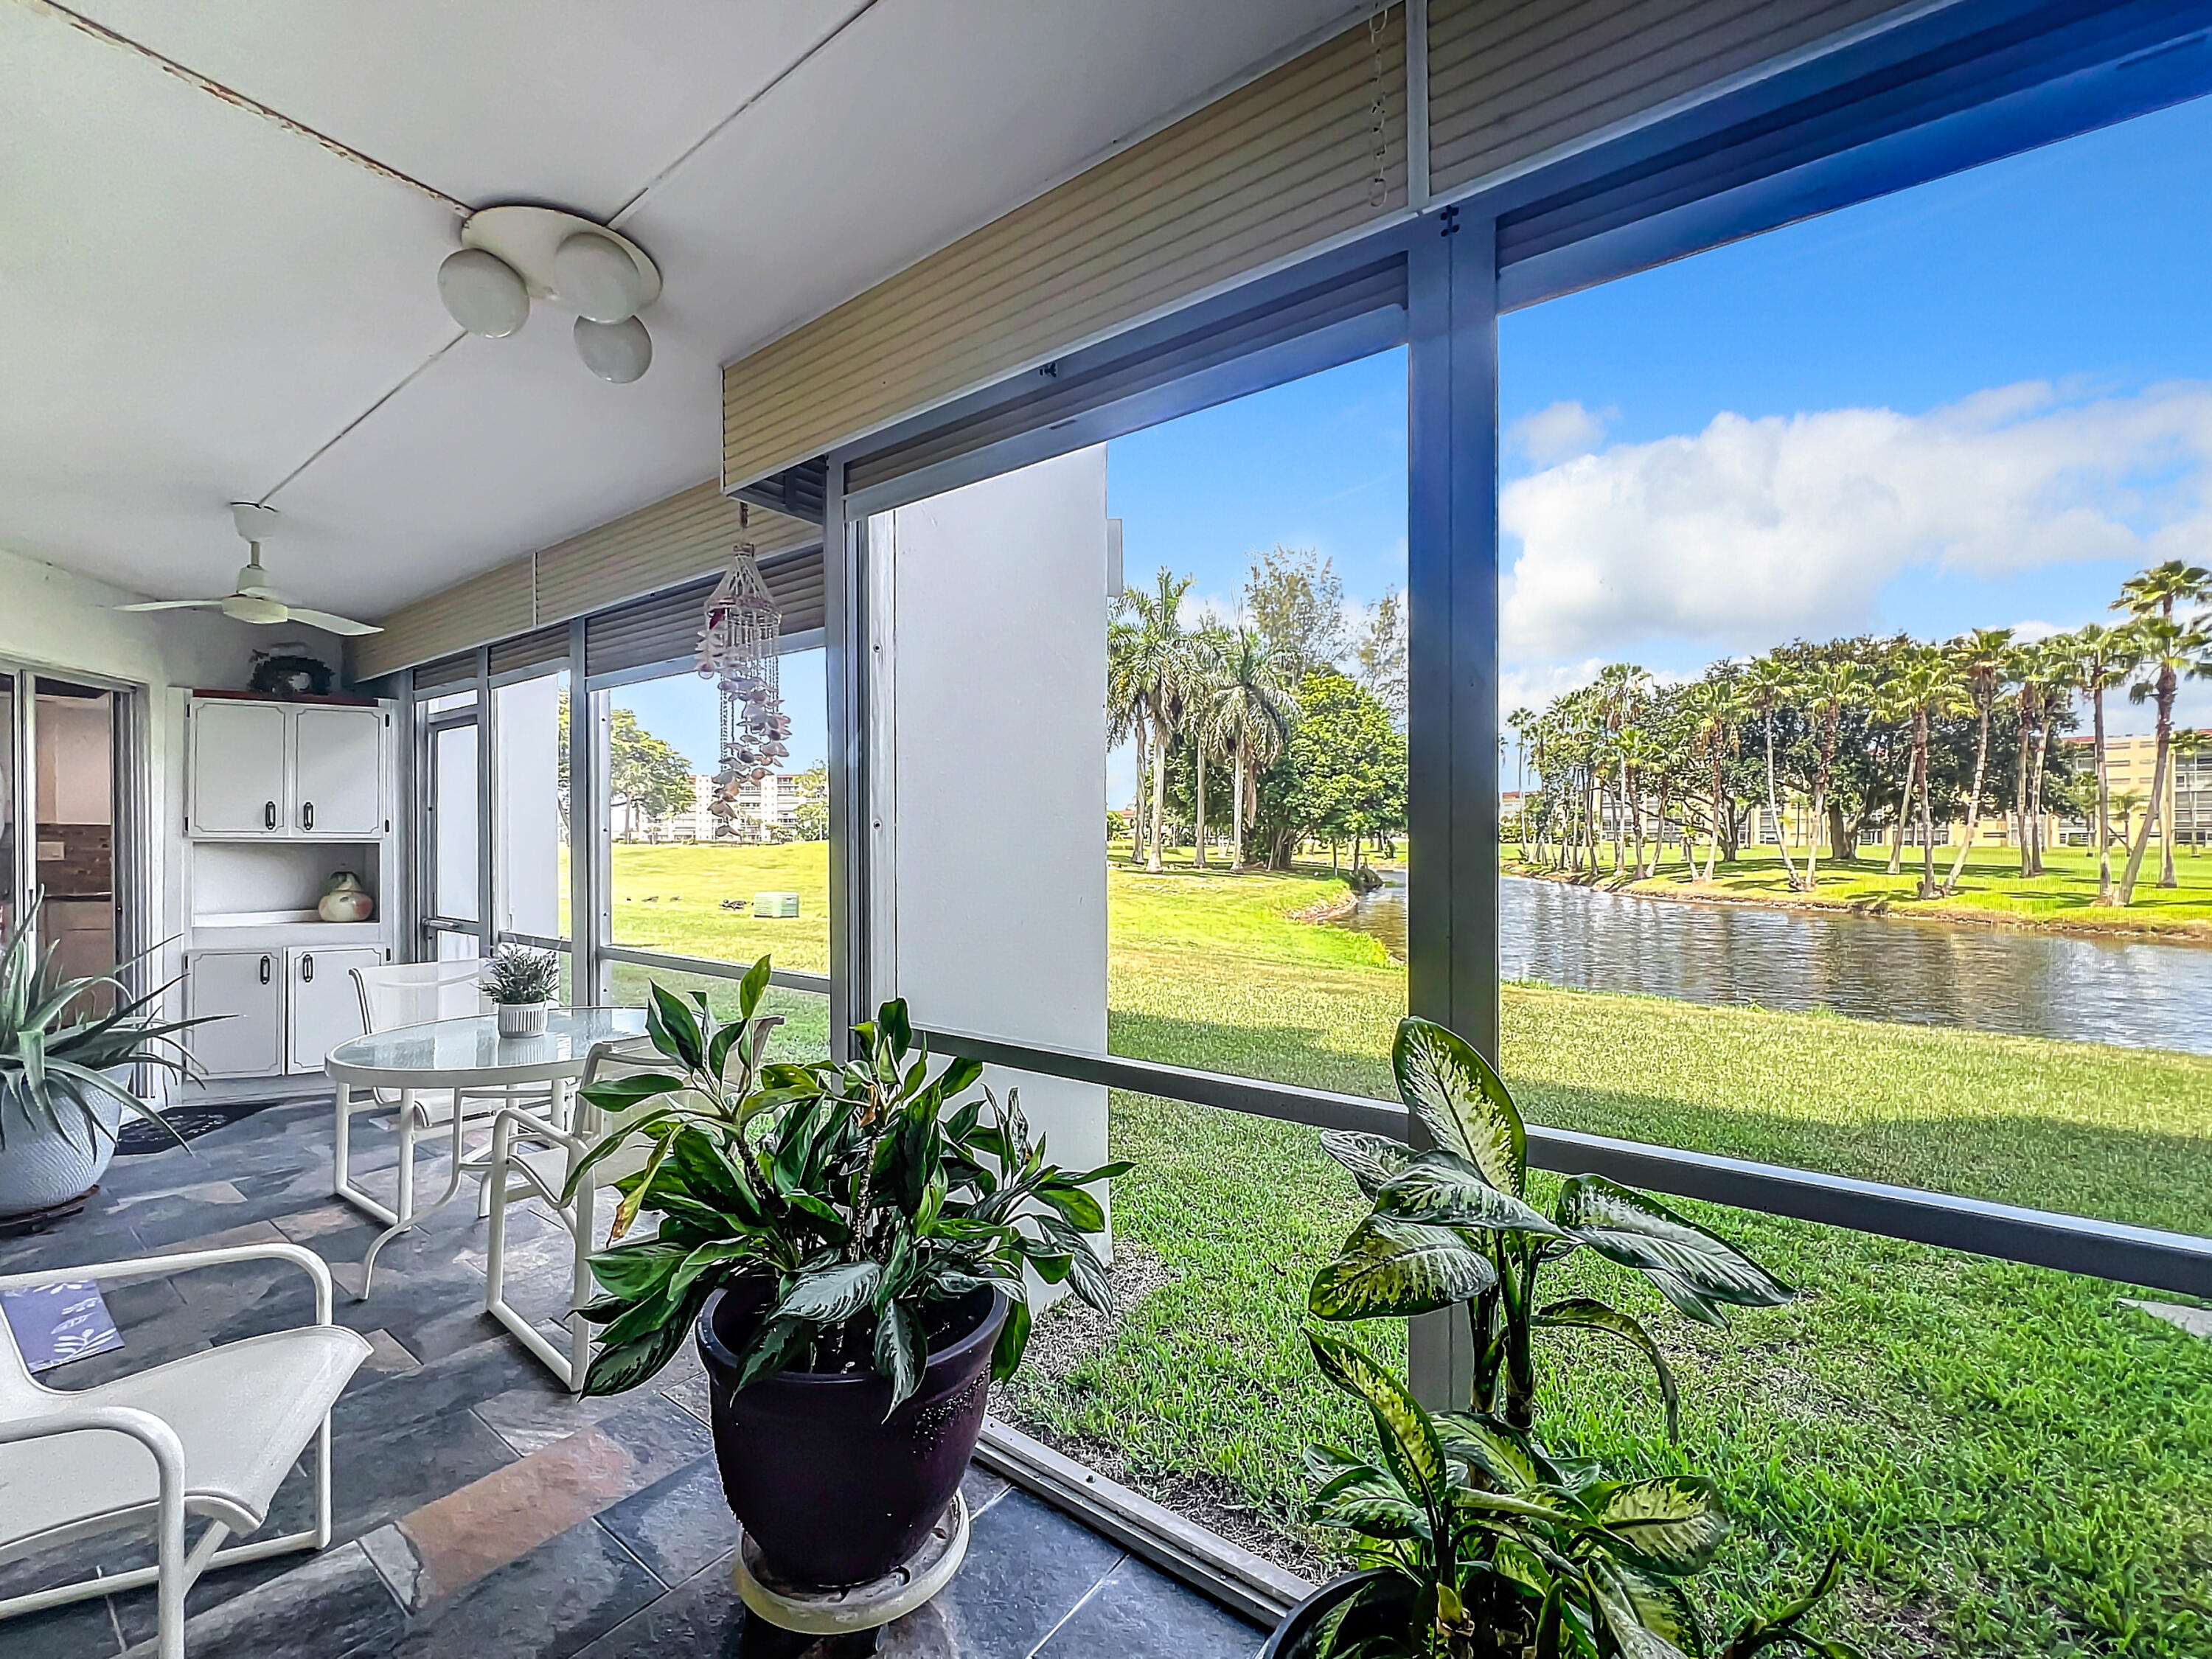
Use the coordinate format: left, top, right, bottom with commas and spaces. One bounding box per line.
1405, 205, 1500, 1411
474, 647, 495, 955
598, 942, 828, 998
824, 465, 866, 1057
567, 617, 602, 1006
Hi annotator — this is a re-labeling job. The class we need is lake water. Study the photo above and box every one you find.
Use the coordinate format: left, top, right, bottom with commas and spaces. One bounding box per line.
1334, 874, 2212, 1057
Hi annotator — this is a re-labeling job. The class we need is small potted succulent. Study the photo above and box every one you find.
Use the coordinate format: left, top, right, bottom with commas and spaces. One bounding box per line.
0, 895, 209, 1222
566, 960, 1125, 1588
1269, 1015, 1855, 1659
484, 943, 560, 1037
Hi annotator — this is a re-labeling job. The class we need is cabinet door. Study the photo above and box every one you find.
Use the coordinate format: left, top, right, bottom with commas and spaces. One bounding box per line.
287, 946, 383, 1074
186, 950, 285, 1078
189, 702, 288, 835
293, 707, 386, 837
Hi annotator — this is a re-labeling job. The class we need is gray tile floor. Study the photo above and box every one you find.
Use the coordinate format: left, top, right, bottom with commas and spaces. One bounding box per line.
0, 1096, 1267, 1658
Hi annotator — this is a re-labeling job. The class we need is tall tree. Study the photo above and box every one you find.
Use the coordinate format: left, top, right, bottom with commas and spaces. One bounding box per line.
2114, 615, 2212, 902
1200, 626, 1301, 871
1354, 589, 1408, 725
1897, 648, 1969, 899
1940, 627, 2014, 895
2112, 560, 2212, 894
1184, 625, 1232, 868
1276, 672, 1406, 870
1742, 655, 1801, 888
1686, 676, 1742, 881
602, 706, 695, 838
1242, 546, 1349, 677
2067, 624, 2138, 902
1119, 569, 1197, 874
1106, 610, 1149, 866
1799, 657, 1870, 889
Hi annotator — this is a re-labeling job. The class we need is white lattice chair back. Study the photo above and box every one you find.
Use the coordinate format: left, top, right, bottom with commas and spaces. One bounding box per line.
573, 1036, 695, 1190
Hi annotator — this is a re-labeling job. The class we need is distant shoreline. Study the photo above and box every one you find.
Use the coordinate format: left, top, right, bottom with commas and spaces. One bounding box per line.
1497, 859, 2212, 947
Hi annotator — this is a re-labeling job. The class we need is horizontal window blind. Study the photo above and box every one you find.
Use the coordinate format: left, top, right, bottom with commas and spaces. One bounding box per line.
719, 7, 1408, 491
1427, 0, 1909, 197
410, 650, 479, 695
487, 625, 570, 683
582, 548, 827, 686
349, 481, 818, 683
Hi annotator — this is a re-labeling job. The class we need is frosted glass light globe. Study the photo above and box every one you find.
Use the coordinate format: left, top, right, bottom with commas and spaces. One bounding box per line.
554, 231, 645, 324
574, 314, 653, 383
437, 248, 529, 337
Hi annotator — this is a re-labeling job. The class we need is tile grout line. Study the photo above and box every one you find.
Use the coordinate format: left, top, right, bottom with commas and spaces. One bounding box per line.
1021, 1550, 1129, 1659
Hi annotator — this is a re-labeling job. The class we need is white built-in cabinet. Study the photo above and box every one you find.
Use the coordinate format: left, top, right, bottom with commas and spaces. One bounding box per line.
189, 698, 389, 838
178, 693, 400, 1088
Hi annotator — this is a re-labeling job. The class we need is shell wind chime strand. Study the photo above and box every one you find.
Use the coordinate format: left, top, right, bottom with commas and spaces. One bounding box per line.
697, 541, 789, 837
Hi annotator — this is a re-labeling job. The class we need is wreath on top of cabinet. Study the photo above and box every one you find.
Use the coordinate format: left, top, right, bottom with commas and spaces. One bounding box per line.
247, 651, 335, 700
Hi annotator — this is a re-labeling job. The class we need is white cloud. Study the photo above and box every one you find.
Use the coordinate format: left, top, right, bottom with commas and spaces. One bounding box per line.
1499, 658, 1607, 719
1500, 380, 2212, 662
1509, 400, 1613, 466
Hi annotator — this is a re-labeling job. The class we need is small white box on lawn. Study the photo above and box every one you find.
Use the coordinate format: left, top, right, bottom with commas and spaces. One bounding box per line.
753, 891, 799, 918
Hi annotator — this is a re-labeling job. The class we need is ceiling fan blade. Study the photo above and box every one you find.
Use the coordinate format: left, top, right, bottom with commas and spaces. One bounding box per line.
286, 607, 383, 637
116, 599, 225, 612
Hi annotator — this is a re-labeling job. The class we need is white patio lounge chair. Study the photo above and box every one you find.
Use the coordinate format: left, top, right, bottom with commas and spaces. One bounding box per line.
339, 959, 561, 1298
0, 1243, 372, 1659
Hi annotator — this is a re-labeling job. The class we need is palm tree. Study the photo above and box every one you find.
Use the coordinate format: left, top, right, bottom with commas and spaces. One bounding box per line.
1106, 611, 1147, 866
1200, 626, 1300, 872
2112, 788, 2149, 849
2114, 615, 2212, 903
1506, 706, 1537, 864
1742, 655, 1800, 888
1120, 569, 1196, 874
1798, 657, 1869, 890
1591, 664, 1652, 874
2106, 560, 2212, 898
1940, 627, 2013, 896
1896, 647, 1969, 899
1687, 677, 1742, 882
2008, 638, 2072, 877
1184, 625, 1231, 869
2070, 622, 2140, 902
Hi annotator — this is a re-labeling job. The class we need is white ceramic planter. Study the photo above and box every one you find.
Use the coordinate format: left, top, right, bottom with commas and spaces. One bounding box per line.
0, 1074, 128, 1219
497, 1001, 552, 1039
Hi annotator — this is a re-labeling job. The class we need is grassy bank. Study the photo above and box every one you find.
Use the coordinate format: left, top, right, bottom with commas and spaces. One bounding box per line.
1506, 841, 2212, 939
606, 841, 2212, 1654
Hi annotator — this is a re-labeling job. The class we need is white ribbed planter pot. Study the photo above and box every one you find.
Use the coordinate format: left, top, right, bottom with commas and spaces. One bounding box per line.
496, 1001, 551, 1038
0, 1074, 128, 1219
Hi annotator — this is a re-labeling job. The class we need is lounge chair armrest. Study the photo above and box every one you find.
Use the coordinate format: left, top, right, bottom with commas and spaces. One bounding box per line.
0, 1242, 338, 1324
489, 1105, 585, 1155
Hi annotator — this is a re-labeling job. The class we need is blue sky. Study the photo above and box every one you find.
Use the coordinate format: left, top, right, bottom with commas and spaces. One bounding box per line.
634, 91, 2212, 791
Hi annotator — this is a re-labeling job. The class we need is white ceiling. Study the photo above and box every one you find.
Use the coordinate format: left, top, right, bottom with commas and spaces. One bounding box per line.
0, 0, 1361, 626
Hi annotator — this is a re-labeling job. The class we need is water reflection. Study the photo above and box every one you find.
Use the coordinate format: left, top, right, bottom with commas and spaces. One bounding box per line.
1336, 874, 2212, 1056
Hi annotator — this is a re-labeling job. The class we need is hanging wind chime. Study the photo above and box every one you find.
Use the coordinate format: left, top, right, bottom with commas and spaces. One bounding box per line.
697, 515, 788, 838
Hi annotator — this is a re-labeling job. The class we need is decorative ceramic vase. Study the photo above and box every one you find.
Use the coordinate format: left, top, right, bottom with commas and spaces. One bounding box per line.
318, 871, 375, 924
496, 1001, 550, 1038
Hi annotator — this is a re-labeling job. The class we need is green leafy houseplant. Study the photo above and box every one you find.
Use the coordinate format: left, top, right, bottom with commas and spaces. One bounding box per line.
1290, 1017, 1851, 1659
0, 896, 210, 1206
566, 961, 1128, 1405
482, 943, 560, 1005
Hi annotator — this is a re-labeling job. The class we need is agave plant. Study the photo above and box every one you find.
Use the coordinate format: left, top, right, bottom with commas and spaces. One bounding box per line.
0, 894, 209, 1152
1311, 1018, 1792, 1436
1303, 1326, 1857, 1659
565, 960, 1127, 1402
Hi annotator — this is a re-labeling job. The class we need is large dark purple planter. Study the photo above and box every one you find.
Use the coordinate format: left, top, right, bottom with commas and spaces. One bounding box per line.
696, 1281, 1006, 1587
1262, 1571, 1404, 1658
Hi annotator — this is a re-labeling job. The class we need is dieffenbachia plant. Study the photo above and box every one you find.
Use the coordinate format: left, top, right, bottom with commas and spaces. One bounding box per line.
1310, 1017, 1794, 1438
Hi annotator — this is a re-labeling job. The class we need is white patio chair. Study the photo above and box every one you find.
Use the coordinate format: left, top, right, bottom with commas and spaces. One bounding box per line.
482, 1020, 775, 1391
0, 1243, 371, 1659
338, 960, 562, 1298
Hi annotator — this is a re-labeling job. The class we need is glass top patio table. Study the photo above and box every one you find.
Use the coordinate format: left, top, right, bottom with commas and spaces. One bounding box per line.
324, 1006, 648, 1090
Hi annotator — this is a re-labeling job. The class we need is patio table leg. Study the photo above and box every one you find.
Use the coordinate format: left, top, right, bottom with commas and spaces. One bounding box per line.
358, 1090, 472, 1299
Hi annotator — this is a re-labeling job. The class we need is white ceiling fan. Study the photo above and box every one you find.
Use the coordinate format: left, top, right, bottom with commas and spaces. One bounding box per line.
117, 504, 382, 636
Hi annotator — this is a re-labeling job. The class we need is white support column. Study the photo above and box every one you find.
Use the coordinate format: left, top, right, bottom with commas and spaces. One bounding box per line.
869, 449, 1113, 1242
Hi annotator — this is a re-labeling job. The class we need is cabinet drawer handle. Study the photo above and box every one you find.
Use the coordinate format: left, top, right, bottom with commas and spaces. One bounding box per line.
302, 954, 314, 983
260, 955, 272, 984
302, 801, 316, 830
263, 800, 277, 830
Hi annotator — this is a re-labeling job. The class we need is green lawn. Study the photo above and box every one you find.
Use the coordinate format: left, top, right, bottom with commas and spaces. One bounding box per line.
611, 841, 2212, 1655
1510, 841, 2212, 939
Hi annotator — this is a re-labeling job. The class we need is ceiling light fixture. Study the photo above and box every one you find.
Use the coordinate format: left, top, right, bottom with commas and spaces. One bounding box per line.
436, 206, 662, 381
